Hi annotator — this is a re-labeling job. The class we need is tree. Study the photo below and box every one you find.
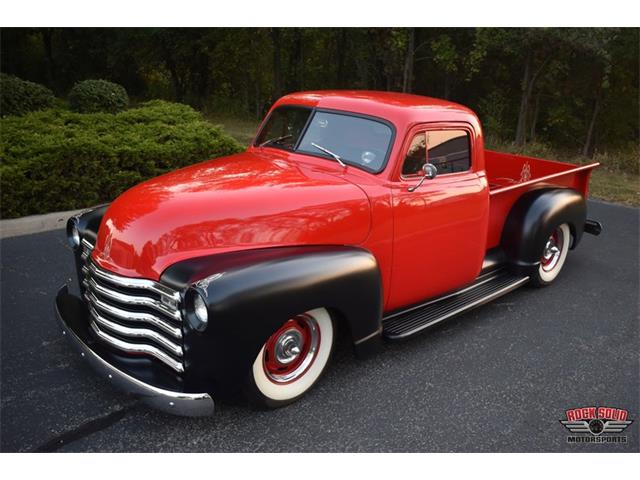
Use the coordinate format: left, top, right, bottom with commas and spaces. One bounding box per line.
1, 27, 637, 164
580, 30, 618, 157
271, 28, 283, 100
402, 28, 415, 93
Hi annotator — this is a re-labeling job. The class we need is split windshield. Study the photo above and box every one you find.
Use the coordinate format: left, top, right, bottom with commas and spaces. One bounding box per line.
255, 106, 394, 173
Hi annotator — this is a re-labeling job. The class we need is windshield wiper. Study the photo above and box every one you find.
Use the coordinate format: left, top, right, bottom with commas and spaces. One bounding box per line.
310, 142, 347, 167
259, 134, 293, 147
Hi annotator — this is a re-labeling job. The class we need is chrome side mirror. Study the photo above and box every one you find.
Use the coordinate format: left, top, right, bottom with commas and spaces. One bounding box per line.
408, 163, 438, 192
423, 163, 438, 179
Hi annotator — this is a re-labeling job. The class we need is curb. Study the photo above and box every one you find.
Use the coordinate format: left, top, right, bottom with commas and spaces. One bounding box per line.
0, 208, 86, 239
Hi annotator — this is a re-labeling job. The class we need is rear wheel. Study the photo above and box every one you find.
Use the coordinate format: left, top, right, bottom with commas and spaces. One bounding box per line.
530, 223, 571, 286
245, 308, 334, 408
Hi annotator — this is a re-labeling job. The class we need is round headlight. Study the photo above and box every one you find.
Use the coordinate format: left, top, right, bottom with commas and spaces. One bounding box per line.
188, 290, 209, 332
66, 217, 80, 249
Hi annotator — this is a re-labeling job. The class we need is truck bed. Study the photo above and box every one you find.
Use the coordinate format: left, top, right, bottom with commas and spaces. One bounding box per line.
485, 150, 599, 249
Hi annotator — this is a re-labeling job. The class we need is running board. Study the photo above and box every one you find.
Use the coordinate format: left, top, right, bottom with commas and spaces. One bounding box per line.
382, 270, 530, 340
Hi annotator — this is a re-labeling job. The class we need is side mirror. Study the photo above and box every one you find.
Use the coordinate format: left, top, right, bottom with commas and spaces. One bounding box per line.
423, 162, 438, 179
408, 163, 438, 192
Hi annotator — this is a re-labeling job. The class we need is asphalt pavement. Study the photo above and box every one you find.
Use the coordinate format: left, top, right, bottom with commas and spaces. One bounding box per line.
1, 200, 638, 452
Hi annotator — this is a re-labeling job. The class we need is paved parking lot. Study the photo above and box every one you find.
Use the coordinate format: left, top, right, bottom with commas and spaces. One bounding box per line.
1, 200, 637, 452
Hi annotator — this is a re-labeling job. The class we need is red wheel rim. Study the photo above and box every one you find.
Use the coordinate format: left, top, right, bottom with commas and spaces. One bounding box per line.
540, 228, 564, 272
262, 314, 321, 384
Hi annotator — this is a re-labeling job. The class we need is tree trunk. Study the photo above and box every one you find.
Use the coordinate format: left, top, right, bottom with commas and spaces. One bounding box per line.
402, 28, 415, 93
529, 92, 541, 142
515, 54, 532, 146
271, 28, 283, 99
165, 57, 184, 102
336, 29, 347, 88
290, 28, 303, 91
443, 73, 450, 99
195, 53, 210, 109
41, 28, 56, 92
166, 62, 183, 101
297, 30, 304, 89
583, 94, 602, 158
255, 82, 262, 120
516, 53, 550, 146
158, 33, 185, 102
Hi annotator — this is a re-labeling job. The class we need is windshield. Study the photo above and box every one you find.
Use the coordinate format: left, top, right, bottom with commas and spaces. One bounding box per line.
255, 106, 394, 173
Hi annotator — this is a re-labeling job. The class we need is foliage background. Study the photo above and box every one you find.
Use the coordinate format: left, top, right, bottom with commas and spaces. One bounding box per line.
0, 27, 638, 216
3, 27, 637, 156
0, 101, 241, 218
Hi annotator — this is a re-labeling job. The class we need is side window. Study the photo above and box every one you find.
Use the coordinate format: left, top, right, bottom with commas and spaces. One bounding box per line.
401, 129, 471, 177
426, 130, 471, 174
402, 132, 427, 176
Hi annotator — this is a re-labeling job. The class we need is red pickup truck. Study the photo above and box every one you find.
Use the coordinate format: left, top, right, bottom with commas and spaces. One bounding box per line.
56, 91, 602, 415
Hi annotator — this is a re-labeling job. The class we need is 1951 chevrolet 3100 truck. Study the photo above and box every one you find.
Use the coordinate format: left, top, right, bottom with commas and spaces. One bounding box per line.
55, 91, 602, 416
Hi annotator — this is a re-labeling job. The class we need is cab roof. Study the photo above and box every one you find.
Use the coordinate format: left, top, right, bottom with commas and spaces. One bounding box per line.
273, 90, 478, 128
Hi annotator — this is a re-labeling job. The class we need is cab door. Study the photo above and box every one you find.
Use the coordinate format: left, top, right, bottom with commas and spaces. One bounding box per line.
387, 123, 489, 311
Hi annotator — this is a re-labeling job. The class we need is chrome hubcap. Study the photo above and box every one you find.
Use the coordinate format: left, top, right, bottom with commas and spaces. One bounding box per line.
274, 330, 303, 365
541, 229, 563, 272
263, 314, 321, 384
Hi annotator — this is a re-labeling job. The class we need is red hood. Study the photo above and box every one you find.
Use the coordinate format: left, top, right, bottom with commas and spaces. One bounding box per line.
92, 151, 371, 280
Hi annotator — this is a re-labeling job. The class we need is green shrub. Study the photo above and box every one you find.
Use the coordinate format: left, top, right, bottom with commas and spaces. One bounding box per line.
0, 73, 56, 117
68, 79, 129, 113
0, 101, 243, 218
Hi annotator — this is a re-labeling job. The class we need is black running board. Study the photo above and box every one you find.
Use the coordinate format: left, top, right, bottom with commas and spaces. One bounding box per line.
382, 270, 529, 340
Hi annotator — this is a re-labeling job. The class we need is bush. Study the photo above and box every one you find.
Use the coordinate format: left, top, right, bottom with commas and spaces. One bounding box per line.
68, 79, 129, 113
0, 101, 243, 218
0, 74, 56, 117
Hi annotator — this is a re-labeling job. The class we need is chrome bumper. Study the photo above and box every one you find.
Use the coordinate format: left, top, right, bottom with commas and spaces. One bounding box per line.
55, 285, 214, 417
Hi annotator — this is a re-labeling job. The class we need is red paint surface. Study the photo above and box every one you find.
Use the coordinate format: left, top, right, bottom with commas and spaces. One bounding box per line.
92, 91, 598, 312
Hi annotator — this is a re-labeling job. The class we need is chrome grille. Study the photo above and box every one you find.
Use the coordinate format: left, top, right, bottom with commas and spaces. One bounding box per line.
79, 239, 184, 373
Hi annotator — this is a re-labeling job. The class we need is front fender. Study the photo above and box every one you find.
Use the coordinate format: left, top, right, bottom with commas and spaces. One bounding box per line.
161, 246, 383, 397
74, 204, 110, 244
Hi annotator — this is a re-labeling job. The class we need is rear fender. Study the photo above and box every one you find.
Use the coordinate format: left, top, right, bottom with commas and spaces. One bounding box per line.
501, 188, 586, 275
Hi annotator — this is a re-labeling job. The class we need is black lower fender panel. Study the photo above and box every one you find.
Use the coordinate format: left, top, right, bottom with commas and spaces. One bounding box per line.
161, 246, 383, 397
501, 188, 587, 274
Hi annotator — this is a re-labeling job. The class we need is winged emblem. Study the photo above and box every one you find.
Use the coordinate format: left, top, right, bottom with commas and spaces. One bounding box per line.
560, 419, 632, 436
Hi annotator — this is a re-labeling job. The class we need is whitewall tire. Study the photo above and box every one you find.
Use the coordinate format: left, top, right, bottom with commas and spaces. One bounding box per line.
531, 223, 571, 286
246, 308, 334, 408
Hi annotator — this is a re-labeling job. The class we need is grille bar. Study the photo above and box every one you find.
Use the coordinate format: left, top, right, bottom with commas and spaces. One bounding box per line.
84, 291, 182, 339
88, 306, 183, 357
86, 276, 181, 322
78, 239, 185, 373
87, 261, 181, 303
90, 321, 184, 373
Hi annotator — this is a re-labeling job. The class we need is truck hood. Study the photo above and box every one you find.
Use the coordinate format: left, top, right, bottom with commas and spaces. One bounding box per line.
92, 151, 371, 280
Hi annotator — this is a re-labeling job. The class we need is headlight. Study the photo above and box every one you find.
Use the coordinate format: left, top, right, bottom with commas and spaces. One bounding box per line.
66, 217, 81, 249
187, 289, 208, 332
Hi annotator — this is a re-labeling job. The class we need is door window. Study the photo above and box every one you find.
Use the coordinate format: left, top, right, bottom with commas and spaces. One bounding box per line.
402, 129, 471, 177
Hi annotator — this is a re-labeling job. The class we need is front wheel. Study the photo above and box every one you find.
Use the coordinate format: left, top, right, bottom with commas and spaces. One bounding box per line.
245, 308, 335, 408
530, 223, 571, 287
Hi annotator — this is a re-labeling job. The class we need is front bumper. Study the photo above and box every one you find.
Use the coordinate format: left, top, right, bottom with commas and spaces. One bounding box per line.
55, 285, 214, 416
